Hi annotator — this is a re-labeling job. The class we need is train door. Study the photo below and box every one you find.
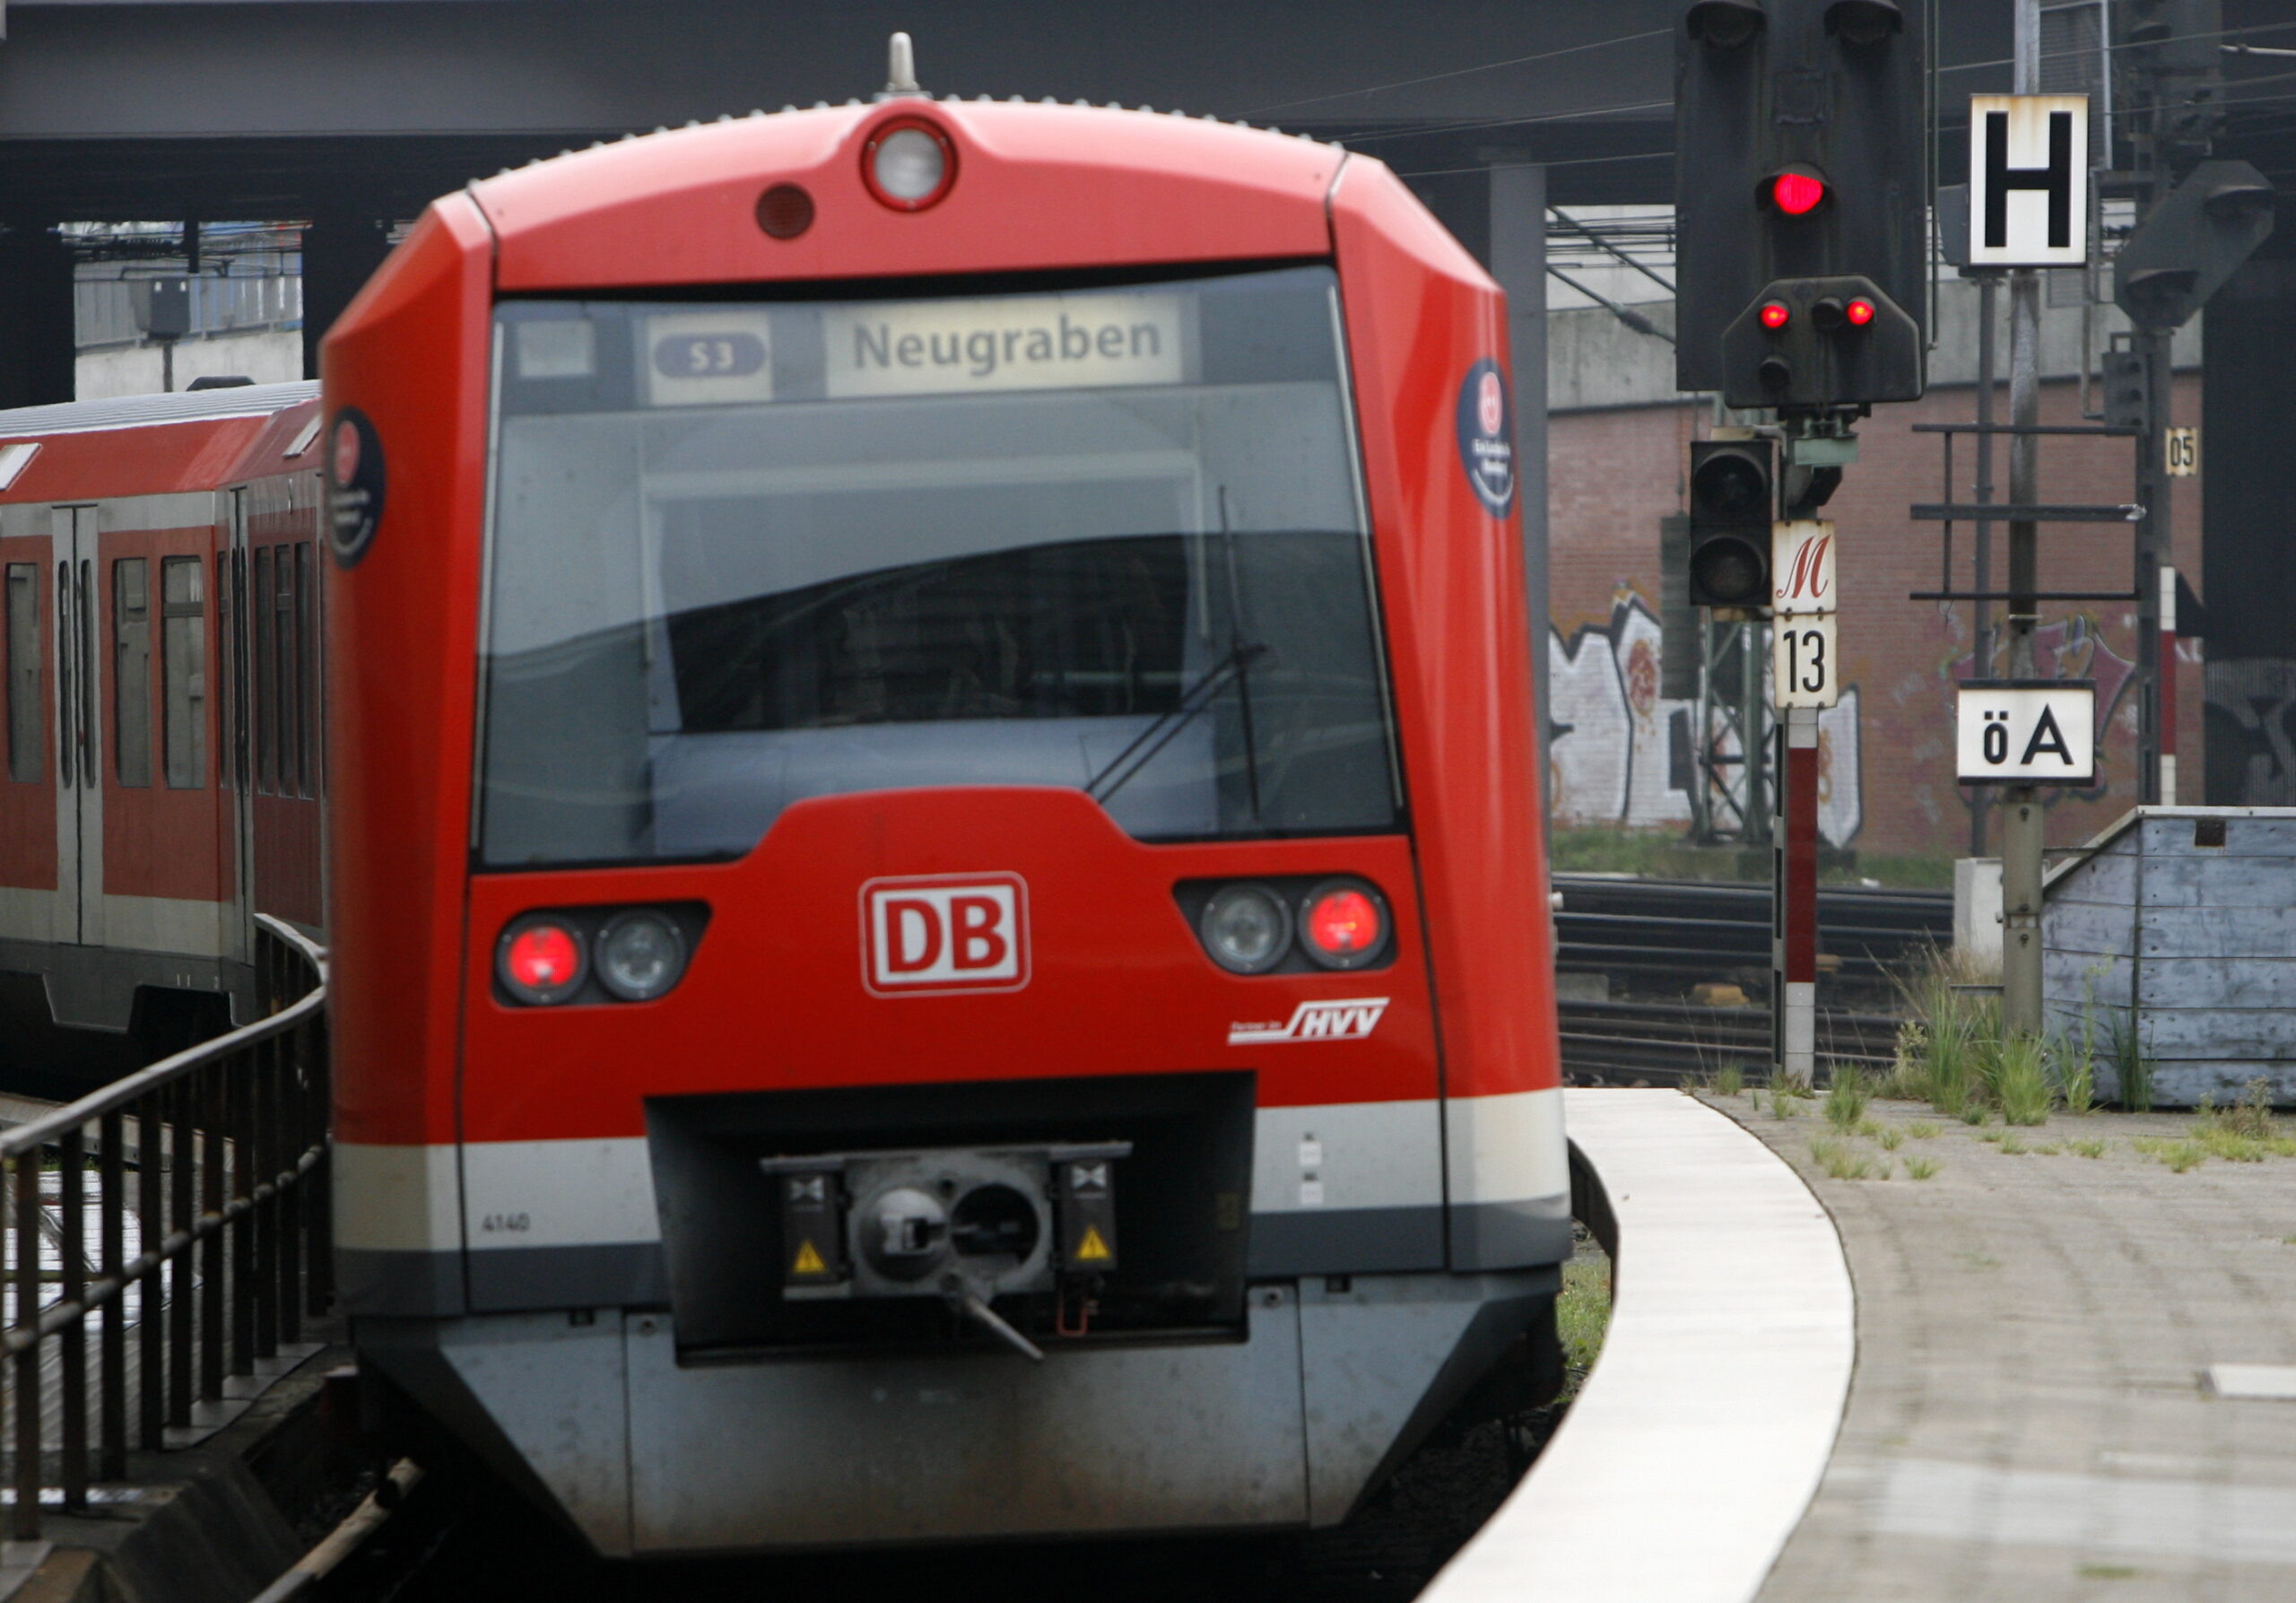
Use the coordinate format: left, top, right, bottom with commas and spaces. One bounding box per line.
50, 505, 102, 945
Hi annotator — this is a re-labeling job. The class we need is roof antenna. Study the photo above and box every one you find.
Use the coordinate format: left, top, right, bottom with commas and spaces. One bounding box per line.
881, 31, 925, 99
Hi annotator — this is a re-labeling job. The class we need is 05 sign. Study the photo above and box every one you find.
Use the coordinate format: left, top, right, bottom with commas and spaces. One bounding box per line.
1772, 614, 1838, 709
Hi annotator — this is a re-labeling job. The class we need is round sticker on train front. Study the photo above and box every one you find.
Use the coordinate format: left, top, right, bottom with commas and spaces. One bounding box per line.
1455, 360, 1515, 517
326, 408, 386, 568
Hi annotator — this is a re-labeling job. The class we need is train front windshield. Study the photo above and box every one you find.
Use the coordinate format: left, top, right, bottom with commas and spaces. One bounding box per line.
476, 266, 1398, 867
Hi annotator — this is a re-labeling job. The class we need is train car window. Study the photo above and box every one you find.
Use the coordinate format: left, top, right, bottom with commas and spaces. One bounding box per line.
294, 541, 315, 798
161, 556, 205, 788
478, 266, 1398, 867
275, 544, 299, 797
4, 564, 37, 783
112, 557, 152, 788
215, 553, 235, 791
254, 544, 274, 795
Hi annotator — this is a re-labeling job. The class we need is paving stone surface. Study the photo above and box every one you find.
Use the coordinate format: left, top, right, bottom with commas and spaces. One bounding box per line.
1702, 1092, 2296, 1603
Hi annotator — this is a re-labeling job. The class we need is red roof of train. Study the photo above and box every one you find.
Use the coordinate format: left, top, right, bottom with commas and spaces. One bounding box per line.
470, 100, 1347, 290
0, 384, 321, 505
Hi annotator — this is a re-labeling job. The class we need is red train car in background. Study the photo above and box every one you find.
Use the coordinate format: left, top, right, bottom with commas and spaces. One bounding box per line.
326, 61, 1570, 1555
0, 383, 326, 1079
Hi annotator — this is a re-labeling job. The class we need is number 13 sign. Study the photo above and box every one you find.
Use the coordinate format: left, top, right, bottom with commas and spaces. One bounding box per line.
1771, 519, 1837, 709
1773, 615, 1838, 709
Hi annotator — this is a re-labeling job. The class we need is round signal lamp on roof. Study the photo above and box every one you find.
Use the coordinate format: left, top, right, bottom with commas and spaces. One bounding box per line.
863, 118, 956, 211
1770, 171, 1828, 216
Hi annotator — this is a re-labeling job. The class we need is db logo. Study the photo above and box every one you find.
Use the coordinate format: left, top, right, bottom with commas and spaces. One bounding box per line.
861, 874, 1030, 996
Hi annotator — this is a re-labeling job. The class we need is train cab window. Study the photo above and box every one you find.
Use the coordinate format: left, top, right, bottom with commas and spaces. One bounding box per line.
478, 266, 1399, 867
161, 556, 205, 788
4, 563, 36, 783
253, 544, 274, 794
112, 557, 152, 788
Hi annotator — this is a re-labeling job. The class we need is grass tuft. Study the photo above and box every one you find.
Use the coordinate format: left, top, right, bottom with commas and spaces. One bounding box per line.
1808, 1136, 1878, 1180
1825, 1067, 1874, 1132
1907, 1121, 1941, 1140
2071, 1138, 2108, 1158
1991, 1033, 2054, 1126
2104, 1006, 2156, 1111
2132, 1137, 2206, 1172
1710, 1063, 1745, 1100
1903, 1155, 1940, 1180
1997, 1133, 2029, 1155
1876, 1125, 1905, 1152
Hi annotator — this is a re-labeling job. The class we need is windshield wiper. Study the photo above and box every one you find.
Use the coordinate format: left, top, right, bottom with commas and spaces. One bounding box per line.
1085, 638, 1267, 806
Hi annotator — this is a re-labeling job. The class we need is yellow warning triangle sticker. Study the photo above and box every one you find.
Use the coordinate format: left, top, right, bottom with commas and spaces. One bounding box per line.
792, 1239, 827, 1276
1074, 1225, 1111, 1263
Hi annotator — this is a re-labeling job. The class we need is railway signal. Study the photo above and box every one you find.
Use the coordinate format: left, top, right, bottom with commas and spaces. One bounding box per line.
1687, 438, 1775, 608
1674, 0, 1928, 406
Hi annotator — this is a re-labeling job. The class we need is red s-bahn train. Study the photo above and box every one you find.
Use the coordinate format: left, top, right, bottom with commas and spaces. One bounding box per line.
1, 59, 1570, 1555
0, 383, 327, 1082
327, 74, 1570, 1555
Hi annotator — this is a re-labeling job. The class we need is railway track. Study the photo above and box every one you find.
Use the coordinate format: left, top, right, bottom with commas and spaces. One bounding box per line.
1552, 875, 1945, 1083
1553, 874, 1951, 986
1559, 998, 1903, 1085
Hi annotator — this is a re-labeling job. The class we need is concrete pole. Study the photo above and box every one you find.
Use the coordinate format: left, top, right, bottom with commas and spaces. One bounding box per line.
2001, 0, 2046, 1038
2135, 324, 2172, 802
1970, 273, 1998, 857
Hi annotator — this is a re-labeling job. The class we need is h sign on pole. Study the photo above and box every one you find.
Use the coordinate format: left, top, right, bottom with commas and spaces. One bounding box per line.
1967, 95, 2090, 268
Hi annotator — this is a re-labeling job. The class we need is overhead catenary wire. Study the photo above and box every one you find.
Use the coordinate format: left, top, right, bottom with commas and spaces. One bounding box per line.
1547, 264, 1674, 344
1245, 27, 1669, 117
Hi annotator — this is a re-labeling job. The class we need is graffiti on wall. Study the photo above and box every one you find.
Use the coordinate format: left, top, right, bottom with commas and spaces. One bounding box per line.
1549, 591, 1864, 845
2207, 658, 2296, 804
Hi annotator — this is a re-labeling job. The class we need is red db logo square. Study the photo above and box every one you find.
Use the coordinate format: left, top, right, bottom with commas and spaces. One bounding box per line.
861, 874, 1030, 996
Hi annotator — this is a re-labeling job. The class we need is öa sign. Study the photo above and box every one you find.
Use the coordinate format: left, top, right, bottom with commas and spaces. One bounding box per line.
1956, 681, 2095, 784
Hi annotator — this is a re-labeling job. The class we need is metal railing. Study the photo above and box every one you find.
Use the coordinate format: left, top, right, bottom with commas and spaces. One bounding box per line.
4, 916, 329, 1537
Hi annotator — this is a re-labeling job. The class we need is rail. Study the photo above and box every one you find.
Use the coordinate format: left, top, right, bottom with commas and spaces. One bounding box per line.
3, 915, 329, 1538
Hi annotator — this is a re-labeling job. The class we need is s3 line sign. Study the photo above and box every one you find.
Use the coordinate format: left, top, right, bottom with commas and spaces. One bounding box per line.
861, 874, 1031, 995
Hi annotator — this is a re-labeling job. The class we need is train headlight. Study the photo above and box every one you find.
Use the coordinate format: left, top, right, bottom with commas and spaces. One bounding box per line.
1300, 879, 1390, 971
596, 910, 688, 1002
864, 118, 955, 211
1199, 884, 1292, 975
499, 918, 586, 1006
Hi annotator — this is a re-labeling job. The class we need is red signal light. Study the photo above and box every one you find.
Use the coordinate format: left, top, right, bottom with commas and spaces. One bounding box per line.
500, 920, 584, 1004
1760, 301, 1792, 330
1300, 880, 1389, 970
1845, 297, 1876, 327
1770, 171, 1827, 216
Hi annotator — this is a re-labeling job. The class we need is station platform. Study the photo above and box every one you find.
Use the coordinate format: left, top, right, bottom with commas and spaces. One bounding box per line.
1430, 1087, 2296, 1603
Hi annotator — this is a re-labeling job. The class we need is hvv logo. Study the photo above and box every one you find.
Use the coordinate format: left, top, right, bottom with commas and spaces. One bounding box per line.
1229, 998, 1390, 1045
861, 875, 1030, 996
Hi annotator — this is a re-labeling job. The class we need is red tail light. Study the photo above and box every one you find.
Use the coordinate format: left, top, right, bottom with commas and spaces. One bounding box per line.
500, 919, 586, 1005
1845, 297, 1876, 327
1760, 301, 1792, 330
1300, 880, 1390, 971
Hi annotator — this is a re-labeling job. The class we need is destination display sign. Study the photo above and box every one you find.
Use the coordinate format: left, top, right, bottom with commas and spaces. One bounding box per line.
823, 292, 1186, 399
1956, 680, 2097, 784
